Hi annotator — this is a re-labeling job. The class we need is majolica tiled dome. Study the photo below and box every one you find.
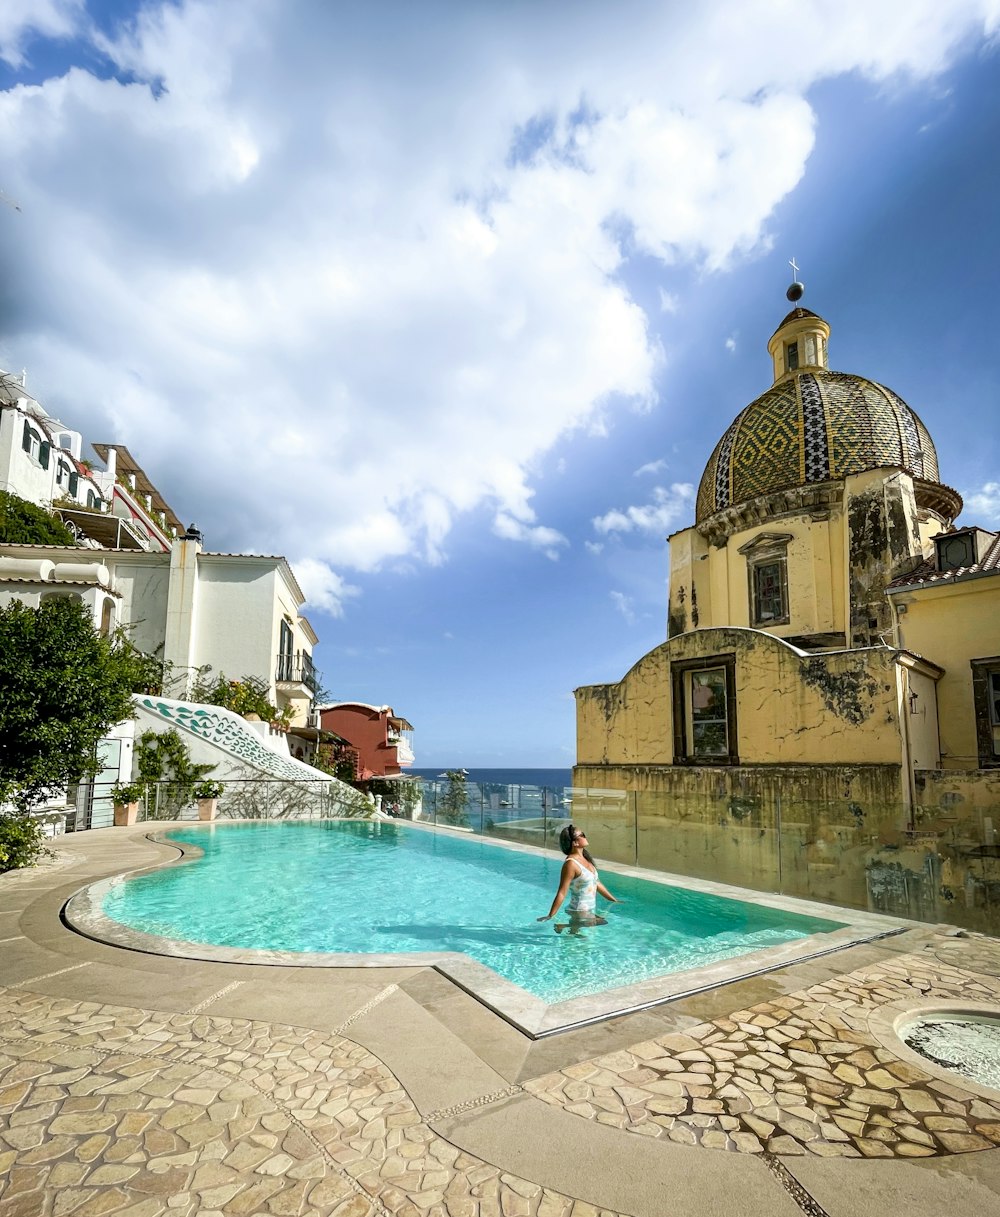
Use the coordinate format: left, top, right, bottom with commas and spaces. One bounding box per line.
695, 308, 941, 524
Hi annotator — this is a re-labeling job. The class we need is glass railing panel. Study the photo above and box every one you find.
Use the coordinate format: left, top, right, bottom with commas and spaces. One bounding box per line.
478, 782, 564, 849
635, 783, 780, 892
567, 787, 634, 866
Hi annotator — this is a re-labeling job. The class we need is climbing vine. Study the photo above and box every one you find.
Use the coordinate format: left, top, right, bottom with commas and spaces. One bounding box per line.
134, 728, 216, 818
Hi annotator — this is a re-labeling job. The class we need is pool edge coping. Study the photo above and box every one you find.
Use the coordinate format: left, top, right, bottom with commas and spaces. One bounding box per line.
62, 818, 921, 1039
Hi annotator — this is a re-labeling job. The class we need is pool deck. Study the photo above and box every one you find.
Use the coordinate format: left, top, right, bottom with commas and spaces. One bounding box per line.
2, 827, 1000, 1217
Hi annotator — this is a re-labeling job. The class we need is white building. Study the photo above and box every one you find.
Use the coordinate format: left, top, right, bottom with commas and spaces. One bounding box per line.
0, 533, 319, 725
0, 370, 345, 825
1, 369, 319, 722
1, 371, 182, 552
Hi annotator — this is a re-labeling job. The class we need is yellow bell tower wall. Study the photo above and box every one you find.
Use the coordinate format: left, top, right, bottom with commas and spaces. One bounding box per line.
576, 627, 903, 768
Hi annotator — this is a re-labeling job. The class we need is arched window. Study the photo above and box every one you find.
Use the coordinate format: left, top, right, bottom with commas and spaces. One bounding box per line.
21, 419, 49, 468
40, 590, 83, 604
100, 598, 115, 636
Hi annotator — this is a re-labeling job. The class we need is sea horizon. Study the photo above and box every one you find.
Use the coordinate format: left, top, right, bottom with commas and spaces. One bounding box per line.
408, 766, 572, 789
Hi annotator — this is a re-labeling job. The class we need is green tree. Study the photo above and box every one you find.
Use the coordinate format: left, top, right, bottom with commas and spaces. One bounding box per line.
437, 770, 470, 827
0, 597, 143, 811
0, 488, 77, 546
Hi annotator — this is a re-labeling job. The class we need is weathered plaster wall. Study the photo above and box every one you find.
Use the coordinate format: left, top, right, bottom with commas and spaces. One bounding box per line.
902, 666, 941, 774
666, 527, 704, 638
668, 505, 847, 642
722, 514, 843, 639
894, 578, 999, 769
845, 469, 923, 648
570, 762, 1000, 932
876, 768, 1000, 932
575, 628, 902, 768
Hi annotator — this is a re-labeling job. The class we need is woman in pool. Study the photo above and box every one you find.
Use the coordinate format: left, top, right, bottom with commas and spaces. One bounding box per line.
538, 824, 618, 934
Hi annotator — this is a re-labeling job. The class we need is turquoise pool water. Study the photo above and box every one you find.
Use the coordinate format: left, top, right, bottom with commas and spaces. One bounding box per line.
102, 821, 846, 1004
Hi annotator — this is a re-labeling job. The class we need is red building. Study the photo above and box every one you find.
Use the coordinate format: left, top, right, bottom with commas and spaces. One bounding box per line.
318, 702, 414, 779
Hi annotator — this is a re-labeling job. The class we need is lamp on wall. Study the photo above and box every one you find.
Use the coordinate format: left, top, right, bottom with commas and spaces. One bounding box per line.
908, 690, 919, 715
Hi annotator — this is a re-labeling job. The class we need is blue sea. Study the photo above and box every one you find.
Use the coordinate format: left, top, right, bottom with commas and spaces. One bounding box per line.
409, 767, 572, 789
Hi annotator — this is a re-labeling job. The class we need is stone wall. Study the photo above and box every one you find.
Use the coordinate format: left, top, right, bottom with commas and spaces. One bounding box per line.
570, 761, 1000, 934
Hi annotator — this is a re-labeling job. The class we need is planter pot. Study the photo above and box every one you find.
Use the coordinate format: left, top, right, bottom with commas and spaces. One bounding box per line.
113, 801, 139, 827
197, 798, 218, 821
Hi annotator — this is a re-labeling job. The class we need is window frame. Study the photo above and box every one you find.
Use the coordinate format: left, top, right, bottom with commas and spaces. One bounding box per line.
749, 555, 790, 626
738, 532, 793, 628
671, 653, 738, 766
972, 657, 1000, 768
785, 340, 799, 371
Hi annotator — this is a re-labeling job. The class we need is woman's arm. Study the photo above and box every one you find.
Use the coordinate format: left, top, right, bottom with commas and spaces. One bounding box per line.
596, 880, 618, 903
538, 860, 574, 920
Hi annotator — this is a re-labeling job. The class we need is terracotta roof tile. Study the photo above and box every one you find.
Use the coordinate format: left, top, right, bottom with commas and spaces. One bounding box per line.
889, 532, 1000, 588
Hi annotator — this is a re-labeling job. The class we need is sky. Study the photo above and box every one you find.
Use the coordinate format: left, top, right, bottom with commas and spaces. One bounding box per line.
1, 1, 999, 768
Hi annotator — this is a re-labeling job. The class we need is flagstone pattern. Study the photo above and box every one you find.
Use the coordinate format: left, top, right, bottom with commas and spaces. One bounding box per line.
0, 987, 619, 1217
523, 949, 1000, 1160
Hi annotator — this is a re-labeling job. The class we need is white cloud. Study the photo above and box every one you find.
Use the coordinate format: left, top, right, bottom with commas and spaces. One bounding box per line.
493, 511, 568, 561
610, 591, 636, 625
634, 459, 668, 477
658, 289, 679, 314
0, 0, 82, 68
288, 558, 360, 617
966, 482, 1000, 523
593, 484, 696, 537
1, 0, 997, 597
725, 335, 737, 353
585, 540, 604, 555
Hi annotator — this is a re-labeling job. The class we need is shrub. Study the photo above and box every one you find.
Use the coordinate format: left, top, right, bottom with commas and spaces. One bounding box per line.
109, 782, 144, 805
0, 814, 48, 872
0, 488, 77, 546
189, 669, 293, 729
193, 780, 225, 800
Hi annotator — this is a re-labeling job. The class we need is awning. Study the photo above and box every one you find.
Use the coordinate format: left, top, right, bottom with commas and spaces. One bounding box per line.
286, 726, 350, 744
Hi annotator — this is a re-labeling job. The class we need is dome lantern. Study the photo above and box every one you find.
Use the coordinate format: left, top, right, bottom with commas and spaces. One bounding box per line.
766, 303, 830, 383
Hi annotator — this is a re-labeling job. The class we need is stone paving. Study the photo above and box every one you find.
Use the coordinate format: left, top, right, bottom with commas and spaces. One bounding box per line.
0, 985, 618, 1217
524, 946, 1000, 1160
5, 836, 1000, 1217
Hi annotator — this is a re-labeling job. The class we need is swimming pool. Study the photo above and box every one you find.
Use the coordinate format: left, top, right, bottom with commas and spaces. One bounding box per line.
65, 820, 901, 1033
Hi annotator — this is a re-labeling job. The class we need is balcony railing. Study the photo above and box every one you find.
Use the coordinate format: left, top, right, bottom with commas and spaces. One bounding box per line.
275, 650, 318, 693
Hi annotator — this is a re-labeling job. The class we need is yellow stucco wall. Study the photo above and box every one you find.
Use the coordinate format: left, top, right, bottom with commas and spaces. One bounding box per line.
669, 511, 847, 639
669, 468, 932, 650
576, 627, 903, 768
893, 577, 1000, 769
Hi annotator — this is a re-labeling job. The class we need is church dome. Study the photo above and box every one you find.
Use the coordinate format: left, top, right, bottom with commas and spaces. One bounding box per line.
695, 302, 948, 524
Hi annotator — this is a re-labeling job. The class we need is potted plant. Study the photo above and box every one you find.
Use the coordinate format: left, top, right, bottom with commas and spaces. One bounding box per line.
193, 780, 225, 821
109, 781, 144, 827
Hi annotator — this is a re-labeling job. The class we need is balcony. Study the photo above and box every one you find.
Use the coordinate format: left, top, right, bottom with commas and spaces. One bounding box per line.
275, 650, 319, 697
56, 507, 153, 551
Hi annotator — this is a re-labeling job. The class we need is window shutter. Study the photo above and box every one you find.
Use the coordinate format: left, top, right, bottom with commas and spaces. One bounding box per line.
22, 419, 31, 451
69, 471, 79, 496
39, 440, 50, 469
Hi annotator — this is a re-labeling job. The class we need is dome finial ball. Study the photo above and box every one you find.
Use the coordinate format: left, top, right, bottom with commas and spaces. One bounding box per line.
786, 281, 804, 303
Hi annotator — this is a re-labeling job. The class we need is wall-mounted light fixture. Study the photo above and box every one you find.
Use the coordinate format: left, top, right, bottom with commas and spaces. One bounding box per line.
908, 690, 919, 714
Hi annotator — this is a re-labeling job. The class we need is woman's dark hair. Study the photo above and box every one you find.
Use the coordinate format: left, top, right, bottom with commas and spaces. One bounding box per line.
558, 824, 594, 863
